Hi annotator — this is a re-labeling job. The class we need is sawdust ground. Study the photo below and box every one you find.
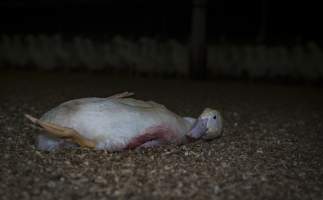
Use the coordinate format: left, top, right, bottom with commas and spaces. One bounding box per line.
0, 71, 322, 200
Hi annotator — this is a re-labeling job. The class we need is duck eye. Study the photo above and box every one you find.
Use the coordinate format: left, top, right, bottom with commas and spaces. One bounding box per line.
213, 115, 217, 119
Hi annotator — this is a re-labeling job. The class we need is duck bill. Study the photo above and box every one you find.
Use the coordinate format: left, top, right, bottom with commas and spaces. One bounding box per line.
186, 118, 208, 140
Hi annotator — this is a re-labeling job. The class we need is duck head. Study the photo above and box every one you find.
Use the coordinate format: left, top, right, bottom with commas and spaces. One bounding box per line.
186, 108, 223, 140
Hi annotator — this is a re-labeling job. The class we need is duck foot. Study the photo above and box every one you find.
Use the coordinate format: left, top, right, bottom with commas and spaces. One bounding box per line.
25, 114, 96, 148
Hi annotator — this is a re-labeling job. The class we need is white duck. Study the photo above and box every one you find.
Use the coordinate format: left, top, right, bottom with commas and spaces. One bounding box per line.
25, 92, 223, 151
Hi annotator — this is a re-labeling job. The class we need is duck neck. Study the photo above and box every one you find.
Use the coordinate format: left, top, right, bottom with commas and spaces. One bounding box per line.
183, 117, 196, 131
184, 117, 208, 141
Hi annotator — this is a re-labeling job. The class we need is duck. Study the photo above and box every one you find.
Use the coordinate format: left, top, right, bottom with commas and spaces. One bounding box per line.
25, 92, 223, 151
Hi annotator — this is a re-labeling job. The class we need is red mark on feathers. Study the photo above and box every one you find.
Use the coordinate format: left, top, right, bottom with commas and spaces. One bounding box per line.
126, 124, 178, 149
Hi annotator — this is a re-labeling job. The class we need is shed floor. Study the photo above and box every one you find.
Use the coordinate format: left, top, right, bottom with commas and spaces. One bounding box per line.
0, 71, 322, 200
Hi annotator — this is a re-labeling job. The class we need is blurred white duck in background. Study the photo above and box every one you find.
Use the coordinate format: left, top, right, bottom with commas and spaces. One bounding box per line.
25, 92, 223, 151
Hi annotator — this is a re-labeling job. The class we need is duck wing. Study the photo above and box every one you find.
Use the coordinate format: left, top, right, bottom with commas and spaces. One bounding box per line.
116, 98, 165, 109
106, 91, 134, 99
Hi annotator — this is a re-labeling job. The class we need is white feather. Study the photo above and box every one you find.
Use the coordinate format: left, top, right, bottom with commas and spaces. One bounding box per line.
40, 97, 193, 150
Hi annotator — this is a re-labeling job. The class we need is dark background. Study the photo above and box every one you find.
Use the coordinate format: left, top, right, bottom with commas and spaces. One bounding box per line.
0, 0, 322, 45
